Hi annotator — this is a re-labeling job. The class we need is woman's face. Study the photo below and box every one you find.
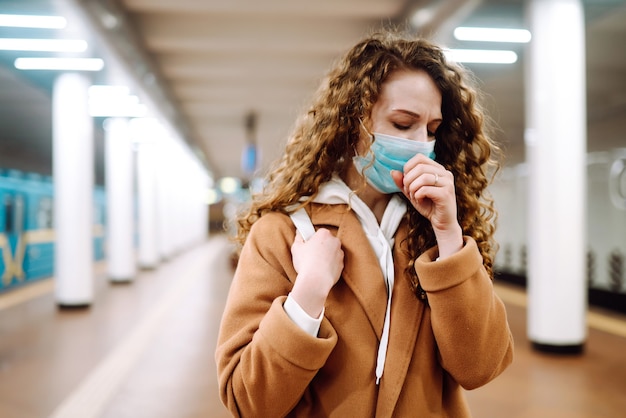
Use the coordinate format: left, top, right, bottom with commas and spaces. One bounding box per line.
365, 69, 442, 144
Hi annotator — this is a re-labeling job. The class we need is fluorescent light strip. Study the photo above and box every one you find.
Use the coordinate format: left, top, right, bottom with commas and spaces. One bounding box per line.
0, 14, 66, 29
454, 27, 532, 43
444, 49, 518, 64
0, 38, 88, 52
15, 57, 104, 71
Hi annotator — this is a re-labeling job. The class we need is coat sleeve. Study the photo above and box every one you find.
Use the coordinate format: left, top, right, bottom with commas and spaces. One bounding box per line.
215, 212, 338, 417
414, 236, 514, 390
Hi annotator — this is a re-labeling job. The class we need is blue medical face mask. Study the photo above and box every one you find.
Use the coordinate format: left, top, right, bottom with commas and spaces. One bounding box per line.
353, 124, 436, 194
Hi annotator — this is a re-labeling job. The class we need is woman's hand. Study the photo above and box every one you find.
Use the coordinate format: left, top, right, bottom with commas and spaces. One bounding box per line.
391, 154, 463, 259
290, 228, 344, 318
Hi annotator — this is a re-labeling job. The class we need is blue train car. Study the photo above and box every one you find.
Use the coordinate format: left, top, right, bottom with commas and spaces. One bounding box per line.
93, 185, 107, 261
0, 169, 107, 293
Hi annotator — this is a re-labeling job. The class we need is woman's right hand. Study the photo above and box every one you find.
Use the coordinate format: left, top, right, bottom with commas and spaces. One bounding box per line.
290, 228, 344, 318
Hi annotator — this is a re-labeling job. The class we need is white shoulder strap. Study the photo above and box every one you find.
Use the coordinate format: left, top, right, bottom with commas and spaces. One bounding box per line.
289, 207, 315, 241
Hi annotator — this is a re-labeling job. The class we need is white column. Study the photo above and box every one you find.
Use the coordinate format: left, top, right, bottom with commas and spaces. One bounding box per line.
53, 73, 94, 306
104, 118, 136, 282
156, 139, 175, 260
134, 121, 160, 269
525, 0, 587, 352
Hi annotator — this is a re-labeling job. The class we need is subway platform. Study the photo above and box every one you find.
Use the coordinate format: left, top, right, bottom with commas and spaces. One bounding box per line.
0, 234, 624, 418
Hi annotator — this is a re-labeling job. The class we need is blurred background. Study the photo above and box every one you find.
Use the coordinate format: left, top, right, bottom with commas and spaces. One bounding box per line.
0, 1, 625, 417
1, 0, 625, 307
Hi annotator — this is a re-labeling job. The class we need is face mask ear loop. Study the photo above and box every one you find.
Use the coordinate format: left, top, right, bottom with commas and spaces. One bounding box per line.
352, 144, 360, 158
356, 118, 376, 160
358, 119, 374, 143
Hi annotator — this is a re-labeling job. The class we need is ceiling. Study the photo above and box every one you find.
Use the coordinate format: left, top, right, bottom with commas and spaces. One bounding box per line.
0, 0, 625, 185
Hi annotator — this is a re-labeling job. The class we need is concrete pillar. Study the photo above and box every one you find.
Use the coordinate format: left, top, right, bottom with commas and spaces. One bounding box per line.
104, 118, 136, 282
525, 0, 587, 352
53, 73, 94, 306
156, 140, 175, 260
134, 119, 160, 269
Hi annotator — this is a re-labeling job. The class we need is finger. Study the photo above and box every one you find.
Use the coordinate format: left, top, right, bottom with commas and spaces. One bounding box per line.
391, 170, 404, 191
404, 153, 439, 171
404, 172, 436, 196
403, 165, 432, 188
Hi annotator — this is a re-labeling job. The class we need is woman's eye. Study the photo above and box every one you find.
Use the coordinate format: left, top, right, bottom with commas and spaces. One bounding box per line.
428, 126, 440, 138
392, 123, 411, 130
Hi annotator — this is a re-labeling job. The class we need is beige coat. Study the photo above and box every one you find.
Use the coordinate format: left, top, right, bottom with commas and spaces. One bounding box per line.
216, 203, 513, 417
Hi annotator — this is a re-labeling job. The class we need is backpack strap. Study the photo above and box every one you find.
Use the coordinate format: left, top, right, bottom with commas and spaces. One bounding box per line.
289, 207, 315, 241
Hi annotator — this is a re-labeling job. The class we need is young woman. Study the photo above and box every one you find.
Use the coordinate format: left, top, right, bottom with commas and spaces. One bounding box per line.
216, 30, 513, 417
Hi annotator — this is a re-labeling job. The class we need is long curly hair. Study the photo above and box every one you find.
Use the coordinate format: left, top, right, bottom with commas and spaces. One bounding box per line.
234, 30, 501, 294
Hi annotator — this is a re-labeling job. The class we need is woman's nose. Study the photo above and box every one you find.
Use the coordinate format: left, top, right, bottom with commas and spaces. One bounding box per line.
411, 126, 429, 143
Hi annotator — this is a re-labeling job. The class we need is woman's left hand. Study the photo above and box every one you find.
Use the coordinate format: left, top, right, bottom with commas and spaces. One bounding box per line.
391, 154, 463, 258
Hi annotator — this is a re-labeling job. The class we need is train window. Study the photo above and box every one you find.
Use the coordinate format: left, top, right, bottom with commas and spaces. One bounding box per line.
13, 195, 24, 234
38, 197, 53, 229
93, 203, 101, 224
4, 195, 13, 233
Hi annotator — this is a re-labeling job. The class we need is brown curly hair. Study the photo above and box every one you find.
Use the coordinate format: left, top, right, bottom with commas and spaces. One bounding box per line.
234, 29, 501, 295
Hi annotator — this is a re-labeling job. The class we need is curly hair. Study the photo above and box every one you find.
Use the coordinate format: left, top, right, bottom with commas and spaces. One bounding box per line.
234, 29, 501, 295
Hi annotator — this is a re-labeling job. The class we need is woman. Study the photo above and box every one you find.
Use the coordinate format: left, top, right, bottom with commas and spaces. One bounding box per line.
215, 30, 513, 417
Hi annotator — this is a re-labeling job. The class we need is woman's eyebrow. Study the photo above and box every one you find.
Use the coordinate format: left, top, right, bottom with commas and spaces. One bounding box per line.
391, 108, 418, 117
391, 108, 442, 122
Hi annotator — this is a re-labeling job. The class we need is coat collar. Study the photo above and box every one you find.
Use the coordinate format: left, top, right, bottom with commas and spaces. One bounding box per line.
309, 203, 388, 338
308, 203, 424, 412
310, 203, 425, 402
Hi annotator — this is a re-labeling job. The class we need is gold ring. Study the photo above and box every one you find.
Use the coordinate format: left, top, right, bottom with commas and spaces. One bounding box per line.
434, 173, 439, 186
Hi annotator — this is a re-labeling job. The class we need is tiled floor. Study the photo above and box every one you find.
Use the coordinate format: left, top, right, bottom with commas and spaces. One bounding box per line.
0, 235, 624, 418
466, 292, 626, 418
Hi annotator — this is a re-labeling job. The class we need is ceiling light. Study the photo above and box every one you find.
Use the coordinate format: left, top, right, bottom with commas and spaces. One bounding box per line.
15, 57, 104, 71
444, 49, 518, 64
0, 14, 66, 29
205, 189, 222, 205
100, 12, 119, 30
411, 8, 436, 28
454, 27, 532, 43
0, 38, 88, 52
218, 177, 241, 195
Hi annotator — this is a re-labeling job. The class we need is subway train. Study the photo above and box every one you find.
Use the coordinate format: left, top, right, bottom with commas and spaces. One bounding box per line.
0, 168, 106, 293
